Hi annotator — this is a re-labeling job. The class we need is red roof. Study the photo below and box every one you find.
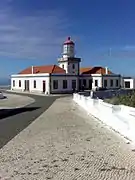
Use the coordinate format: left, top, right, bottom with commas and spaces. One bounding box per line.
80, 67, 113, 75
64, 37, 74, 45
19, 65, 66, 74
18, 64, 113, 75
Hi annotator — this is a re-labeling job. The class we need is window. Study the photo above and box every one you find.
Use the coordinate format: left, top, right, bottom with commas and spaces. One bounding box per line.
116, 79, 119, 87
110, 79, 113, 87
95, 80, 98, 86
53, 80, 58, 89
125, 81, 130, 88
64, 45, 67, 52
34, 80, 36, 88
13, 80, 15, 87
104, 80, 107, 87
72, 80, 76, 89
72, 64, 75, 69
19, 80, 21, 87
62, 64, 64, 69
83, 79, 86, 87
67, 45, 70, 53
63, 80, 67, 89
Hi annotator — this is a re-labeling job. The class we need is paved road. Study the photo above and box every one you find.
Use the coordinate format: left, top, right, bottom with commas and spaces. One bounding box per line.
0, 93, 34, 108
0, 90, 60, 149
0, 97, 135, 179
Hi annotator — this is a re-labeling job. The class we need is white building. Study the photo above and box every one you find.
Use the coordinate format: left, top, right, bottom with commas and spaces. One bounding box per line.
121, 77, 135, 89
11, 37, 121, 94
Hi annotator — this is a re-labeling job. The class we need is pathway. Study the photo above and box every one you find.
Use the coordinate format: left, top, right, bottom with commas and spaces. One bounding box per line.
0, 97, 135, 179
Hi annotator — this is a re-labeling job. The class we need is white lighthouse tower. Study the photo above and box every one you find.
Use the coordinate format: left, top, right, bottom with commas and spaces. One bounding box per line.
63, 36, 75, 58
58, 37, 81, 75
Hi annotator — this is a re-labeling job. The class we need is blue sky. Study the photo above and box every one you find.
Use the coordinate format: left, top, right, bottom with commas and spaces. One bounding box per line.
1, 0, 135, 78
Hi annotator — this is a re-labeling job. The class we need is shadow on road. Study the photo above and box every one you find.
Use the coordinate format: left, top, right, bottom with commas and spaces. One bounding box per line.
0, 96, 7, 100
0, 107, 39, 120
0, 94, 57, 149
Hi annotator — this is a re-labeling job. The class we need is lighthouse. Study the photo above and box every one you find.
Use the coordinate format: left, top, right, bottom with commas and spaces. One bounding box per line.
58, 37, 81, 75
62, 37, 75, 58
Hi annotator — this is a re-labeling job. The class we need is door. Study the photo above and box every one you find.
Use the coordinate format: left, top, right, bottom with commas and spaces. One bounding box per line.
89, 79, 92, 90
24, 80, 29, 91
24, 80, 27, 91
27, 80, 29, 91
72, 80, 76, 90
124, 81, 130, 88
43, 80, 46, 92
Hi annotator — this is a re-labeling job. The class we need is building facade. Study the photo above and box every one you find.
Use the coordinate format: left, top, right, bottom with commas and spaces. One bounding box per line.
121, 77, 135, 89
11, 37, 121, 94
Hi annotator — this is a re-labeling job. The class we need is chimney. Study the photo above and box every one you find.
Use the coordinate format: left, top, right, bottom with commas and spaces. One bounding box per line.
105, 67, 108, 74
32, 66, 34, 74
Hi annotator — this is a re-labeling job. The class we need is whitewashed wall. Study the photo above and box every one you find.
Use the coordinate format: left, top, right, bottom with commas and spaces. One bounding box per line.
10, 73, 121, 95
102, 76, 121, 89
11, 74, 50, 94
51, 75, 79, 93
79, 75, 120, 90
68, 62, 79, 75
73, 93, 135, 142
11, 74, 79, 94
79, 76, 92, 89
90, 74, 121, 89
91, 75, 102, 89
58, 59, 79, 75
58, 61, 69, 73
123, 78, 135, 89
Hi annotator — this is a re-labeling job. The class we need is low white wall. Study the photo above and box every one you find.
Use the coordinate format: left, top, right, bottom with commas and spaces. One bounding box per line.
73, 93, 135, 142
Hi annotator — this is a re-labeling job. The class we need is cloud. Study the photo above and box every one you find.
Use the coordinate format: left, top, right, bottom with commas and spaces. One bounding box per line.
0, 2, 71, 60
123, 45, 135, 50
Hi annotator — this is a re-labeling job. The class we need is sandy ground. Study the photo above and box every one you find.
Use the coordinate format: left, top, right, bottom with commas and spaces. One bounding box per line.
0, 97, 135, 179
0, 93, 35, 108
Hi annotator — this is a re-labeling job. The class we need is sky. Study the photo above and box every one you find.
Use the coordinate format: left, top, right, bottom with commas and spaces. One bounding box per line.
1, 0, 135, 78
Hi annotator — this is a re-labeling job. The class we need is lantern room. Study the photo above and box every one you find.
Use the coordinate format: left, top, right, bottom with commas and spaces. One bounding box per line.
62, 37, 75, 58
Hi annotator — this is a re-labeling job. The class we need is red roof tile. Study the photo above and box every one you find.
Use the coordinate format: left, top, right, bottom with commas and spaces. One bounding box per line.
80, 67, 93, 74
80, 66, 113, 75
19, 65, 66, 74
19, 64, 113, 75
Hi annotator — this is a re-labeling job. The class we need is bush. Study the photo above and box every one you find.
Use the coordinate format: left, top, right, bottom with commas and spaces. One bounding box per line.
104, 92, 135, 107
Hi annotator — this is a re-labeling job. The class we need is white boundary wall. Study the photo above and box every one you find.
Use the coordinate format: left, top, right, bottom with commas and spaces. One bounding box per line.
73, 93, 135, 142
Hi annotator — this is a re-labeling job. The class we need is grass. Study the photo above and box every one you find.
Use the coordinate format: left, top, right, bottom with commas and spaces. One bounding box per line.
104, 92, 135, 107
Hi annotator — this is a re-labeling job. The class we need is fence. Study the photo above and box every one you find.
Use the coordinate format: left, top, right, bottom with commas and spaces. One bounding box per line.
73, 93, 135, 142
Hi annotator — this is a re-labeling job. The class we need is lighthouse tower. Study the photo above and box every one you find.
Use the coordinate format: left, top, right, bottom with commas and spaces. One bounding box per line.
58, 37, 81, 75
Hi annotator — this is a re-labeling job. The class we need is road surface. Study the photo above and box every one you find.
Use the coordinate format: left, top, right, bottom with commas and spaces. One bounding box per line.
0, 91, 59, 149
0, 93, 34, 108
0, 96, 135, 179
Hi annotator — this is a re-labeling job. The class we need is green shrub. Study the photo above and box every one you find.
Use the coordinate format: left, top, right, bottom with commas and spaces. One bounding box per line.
104, 92, 135, 107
